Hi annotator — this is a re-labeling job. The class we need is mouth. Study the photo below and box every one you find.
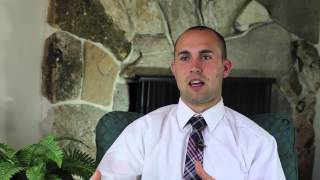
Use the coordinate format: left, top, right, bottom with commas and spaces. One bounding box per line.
189, 79, 205, 87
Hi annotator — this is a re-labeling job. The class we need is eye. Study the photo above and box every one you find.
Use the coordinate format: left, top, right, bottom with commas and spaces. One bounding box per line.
201, 54, 212, 60
179, 55, 190, 61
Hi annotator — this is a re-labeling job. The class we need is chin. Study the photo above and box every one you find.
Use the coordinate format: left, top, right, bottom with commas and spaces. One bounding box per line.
186, 96, 211, 105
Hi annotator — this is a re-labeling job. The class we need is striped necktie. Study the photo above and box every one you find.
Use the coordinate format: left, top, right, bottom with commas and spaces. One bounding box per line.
183, 115, 207, 180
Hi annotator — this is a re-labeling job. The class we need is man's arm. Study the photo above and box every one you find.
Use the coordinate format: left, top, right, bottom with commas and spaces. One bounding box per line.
91, 170, 101, 180
96, 119, 146, 179
247, 137, 286, 180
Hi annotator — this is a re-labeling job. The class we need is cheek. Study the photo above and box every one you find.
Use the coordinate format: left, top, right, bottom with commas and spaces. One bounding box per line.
175, 68, 188, 77
203, 67, 220, 78
173, 63, 185, 74
173, 70, 185, 83
203, 68, 224, 81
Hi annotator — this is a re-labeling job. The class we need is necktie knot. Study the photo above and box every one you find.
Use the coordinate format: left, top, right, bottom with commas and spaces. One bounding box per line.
188, 115, 207, 131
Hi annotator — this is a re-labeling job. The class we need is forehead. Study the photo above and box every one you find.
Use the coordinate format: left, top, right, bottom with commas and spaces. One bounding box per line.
175, 29, 220, 53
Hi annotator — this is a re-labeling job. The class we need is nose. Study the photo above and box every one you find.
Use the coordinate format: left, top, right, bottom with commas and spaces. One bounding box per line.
190, 58, 202, 73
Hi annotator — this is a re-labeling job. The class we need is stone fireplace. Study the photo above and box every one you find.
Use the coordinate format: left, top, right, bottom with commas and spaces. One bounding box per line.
42, 0, 320, 179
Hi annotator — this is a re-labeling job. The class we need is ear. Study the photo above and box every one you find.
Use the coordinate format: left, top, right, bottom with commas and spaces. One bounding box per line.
222, 59, 232, 78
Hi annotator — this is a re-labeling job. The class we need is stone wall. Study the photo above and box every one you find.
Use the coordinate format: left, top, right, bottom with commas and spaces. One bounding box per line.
314, 35, 320, 180
42, 0, 320, 179
313, 89, 320, 180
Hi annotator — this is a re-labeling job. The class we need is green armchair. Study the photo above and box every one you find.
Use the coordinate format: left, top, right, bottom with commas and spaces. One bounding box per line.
95, 112, 298, 180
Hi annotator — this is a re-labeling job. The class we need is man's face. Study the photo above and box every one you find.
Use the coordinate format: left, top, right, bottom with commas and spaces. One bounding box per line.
171, 29, 232, 112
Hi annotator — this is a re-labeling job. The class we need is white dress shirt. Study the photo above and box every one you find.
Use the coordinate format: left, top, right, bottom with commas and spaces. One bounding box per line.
98, 99, 286, 180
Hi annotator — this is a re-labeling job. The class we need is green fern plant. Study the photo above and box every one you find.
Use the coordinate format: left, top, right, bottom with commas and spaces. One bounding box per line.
0, 134, 96, 180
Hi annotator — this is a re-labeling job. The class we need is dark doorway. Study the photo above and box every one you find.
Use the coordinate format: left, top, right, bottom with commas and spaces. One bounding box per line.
128, 76, 275, 116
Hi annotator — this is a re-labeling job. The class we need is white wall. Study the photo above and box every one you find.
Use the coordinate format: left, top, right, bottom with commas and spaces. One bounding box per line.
0, 0, 48, 148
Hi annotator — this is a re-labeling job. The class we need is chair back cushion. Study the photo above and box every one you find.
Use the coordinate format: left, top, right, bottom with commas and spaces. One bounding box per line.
95, 111, 143, 164
251, 113, 298, 180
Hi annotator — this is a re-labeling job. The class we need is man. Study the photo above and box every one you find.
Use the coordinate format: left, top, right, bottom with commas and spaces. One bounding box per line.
92, 26, 285, 180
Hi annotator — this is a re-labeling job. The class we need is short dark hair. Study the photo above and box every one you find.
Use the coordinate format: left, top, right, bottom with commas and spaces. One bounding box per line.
174, 26, 227, 59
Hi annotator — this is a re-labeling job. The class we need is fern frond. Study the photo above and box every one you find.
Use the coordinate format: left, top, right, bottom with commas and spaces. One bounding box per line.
0, 143, 16, 158
18, 134, 64, 168
45, 174, 62, 180
0, 143, 18, 164
39, 135, 64, 167
17, 144, 46, 167
56, 136, 91, 149
0, 161, 24, 180
0, 149, 8, 162
62, 149, 96, 180
26, 163, 45, 180
16, 146, 33, 167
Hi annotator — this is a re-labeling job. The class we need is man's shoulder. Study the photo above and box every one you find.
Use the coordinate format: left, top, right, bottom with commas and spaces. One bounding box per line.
223, 107, 273, 140
124, 104, 178, 139
147, 104, 177, 116
133, 104, 177, 124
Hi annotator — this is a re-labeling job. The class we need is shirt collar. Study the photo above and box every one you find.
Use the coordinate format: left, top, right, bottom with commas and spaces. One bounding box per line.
176, 98, 225, 132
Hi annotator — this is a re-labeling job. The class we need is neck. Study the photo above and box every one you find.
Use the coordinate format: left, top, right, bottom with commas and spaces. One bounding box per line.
182, 97, 221, 113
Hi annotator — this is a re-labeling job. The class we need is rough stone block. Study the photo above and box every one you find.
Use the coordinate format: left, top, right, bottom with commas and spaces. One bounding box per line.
257, 0, 319, 43
48, 0, 131, 60
293, 96, 316, 180
51, 104, 106, 157
42, 31, 82, 103
226, 23, 292, 78
270, 84, 292, 115
202, 0, 250, 36
280, 69, 302, 101
100, 0, 164, 40
293, 41, 320, 93
157, 0, 201, 41
235, 0, 270, 32
99, 0, 133, 40
82, 42, 120, 106
112, 82, 129, 111
124, 34, 173, 76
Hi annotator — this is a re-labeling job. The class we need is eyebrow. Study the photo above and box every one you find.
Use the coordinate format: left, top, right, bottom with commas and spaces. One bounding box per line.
199, 49, 213, 54
176, 49, 214, 57
177, 49, 213, 54
177, 50, 190, 56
